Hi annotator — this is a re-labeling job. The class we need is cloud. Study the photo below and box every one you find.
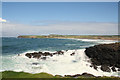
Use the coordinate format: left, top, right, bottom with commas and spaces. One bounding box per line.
2, 21, 118, 37
0, 18, 7, 23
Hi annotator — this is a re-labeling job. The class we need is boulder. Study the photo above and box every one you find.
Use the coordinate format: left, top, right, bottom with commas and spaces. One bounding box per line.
101, 65, 111, 72
53, 50, 64, 55
56, 51, 64, 55
70, 52, 75, 56
32, 63, 39, 65
25, 53, 32, 58
81, 73, 95, 77
90, 64, 98, 70
111, 66, 117, 72
118, 68, 120, 71
41, 57, 47, 60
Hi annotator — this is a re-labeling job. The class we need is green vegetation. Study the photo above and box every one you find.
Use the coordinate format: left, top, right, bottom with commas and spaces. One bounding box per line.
2, 71, 54, 78
18, 34, 120, 40
1, 71, 120, 80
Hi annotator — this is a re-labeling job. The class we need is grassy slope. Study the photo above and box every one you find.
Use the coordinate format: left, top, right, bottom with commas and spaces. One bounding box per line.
18, 35, 120, 40
2, 71, 55, 78
1, 71, 120, 80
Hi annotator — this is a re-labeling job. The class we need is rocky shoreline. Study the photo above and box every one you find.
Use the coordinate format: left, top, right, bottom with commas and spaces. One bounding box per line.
25, 50, 67, 60
24, 42, 120, 77
85, 42, 120, 72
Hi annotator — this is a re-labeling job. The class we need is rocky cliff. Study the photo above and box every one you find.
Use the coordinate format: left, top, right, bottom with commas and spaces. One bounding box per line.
85, 42, 120, 72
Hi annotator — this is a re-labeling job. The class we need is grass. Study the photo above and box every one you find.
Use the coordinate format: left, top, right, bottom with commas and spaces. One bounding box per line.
1, 71, 120, 80
1, 71, 54, 78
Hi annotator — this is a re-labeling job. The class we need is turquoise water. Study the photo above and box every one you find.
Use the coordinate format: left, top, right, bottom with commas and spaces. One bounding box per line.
2, 37, 97, 55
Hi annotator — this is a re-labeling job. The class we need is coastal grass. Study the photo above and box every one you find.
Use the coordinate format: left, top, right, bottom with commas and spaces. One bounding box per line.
1, 71, 120, 80
1, 71, 54, 78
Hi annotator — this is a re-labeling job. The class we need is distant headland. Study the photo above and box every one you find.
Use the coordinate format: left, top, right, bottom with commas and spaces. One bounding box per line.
17, 34, 119, 40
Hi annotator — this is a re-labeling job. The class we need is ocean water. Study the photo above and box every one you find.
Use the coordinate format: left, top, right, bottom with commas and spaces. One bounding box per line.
1, 37, 119, 77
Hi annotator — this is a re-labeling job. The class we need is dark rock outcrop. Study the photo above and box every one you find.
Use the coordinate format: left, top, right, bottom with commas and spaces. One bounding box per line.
65, 73, 95, 78
25, 50, 77, 60
85, 42, 120, 72
25, 50, 64, 59
70, 52, 75, 56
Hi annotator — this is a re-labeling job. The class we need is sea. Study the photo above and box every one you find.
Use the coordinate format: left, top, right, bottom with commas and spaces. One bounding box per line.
1, 37, 119, 77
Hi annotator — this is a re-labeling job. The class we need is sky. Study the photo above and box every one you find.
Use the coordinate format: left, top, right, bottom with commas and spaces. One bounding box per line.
1, 2, 118, 37
2, 0, 120, 2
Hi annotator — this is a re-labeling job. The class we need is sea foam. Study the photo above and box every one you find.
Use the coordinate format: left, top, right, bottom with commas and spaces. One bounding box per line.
1, 49, 119, 77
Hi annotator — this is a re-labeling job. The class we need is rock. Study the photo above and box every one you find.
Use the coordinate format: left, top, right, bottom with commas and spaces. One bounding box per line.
118, 68, 120, 71
55, 75, 63, 77
38, 51, 43, 54
90, 65, 92, 67
70, 52, 75, 56
66, 50, 68, 52
111, 66, 117, 72
53, 50, 64, 55
25, 50, 65, 59
41, 57, 47, 60
85, 42, 120, 72
64, 73, 95, 78
56, 51, 64, 55
43, 52, 53, 56
90, 64, 98, 70
101, 65, 111, 72
25, 53, 32, 58
81, 73, 95, 77
32, 63, 39, 65
64, 75, 72, 77
93, 65, 98, 70
32, 53, 41, 59
64, 74, 81, 78
18, 54, 20, 56
72, 74, 81, 77
72, 60, 77, 63
25, 52, 47, 59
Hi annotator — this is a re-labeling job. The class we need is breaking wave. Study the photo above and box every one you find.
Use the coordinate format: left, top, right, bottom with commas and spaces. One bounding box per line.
1, 49, 119, 77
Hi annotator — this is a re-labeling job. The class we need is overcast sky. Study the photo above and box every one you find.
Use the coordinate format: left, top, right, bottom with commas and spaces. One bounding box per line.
1, 2, 118, 37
